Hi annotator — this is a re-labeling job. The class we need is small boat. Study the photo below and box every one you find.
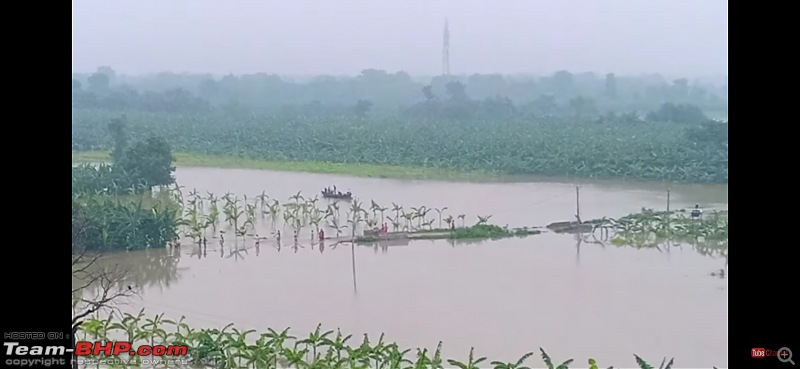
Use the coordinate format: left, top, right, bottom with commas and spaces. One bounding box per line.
321, 189, 352, 200
546, 220, 596, 234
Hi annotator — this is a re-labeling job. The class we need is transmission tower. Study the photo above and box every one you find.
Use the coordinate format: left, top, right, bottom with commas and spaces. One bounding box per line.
442, 18, 450, 76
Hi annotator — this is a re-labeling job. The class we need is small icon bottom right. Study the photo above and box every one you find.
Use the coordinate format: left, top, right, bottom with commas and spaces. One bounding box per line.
778, 347, 795, 365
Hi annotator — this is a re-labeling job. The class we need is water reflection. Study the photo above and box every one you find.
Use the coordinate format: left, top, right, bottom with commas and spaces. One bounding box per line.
72, 247, 186, 296
351, 244, 358, 295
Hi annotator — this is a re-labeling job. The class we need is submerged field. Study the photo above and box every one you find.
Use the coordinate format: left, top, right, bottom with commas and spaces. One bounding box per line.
71, 109, 728, 183
75, 167, 728, 367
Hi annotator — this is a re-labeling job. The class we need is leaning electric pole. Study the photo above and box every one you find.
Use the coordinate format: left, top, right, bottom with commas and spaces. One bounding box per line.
442, 18, 450, 76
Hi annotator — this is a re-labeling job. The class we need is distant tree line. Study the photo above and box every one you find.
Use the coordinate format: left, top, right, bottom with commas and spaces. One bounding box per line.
72, 66, 727, 121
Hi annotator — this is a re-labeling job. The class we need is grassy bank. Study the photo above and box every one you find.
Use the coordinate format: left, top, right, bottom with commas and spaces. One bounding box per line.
72, 150, 500, 181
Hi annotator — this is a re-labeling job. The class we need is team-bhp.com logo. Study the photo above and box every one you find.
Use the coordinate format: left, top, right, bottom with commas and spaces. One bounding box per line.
4, 341, 191, 367
73, 341, 188, 357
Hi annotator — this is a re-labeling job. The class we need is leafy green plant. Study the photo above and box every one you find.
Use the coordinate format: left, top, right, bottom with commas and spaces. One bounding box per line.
78, 312, 699, 369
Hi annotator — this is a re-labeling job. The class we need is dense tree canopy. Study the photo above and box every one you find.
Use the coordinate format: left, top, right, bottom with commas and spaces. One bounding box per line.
72, 67, 728, 119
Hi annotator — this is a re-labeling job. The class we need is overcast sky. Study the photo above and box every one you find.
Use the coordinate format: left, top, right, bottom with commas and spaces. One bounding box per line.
72, 0, 727, 78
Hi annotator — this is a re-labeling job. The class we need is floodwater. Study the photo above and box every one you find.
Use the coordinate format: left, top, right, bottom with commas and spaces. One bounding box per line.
87, 167, 729, 368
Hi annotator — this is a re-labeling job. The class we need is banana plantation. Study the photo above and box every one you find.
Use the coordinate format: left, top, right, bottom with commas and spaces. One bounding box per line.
72, 194, 183, 252
76, 310, 684, 369
71, 110, 728, 183
73, 163, 150, 195
596, 208, 728, 245
167, 186, 728, 251
172, 187, 480, 246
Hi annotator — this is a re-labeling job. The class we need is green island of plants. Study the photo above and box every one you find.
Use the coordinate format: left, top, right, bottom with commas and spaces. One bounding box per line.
72, 109, 728, 183
584, 208, 728, 247
355, 224, 541, 243
76, 310, 695, 369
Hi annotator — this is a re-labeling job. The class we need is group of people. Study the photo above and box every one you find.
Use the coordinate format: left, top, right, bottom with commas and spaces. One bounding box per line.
376, 223, 390, 233
322, 185, 351, 197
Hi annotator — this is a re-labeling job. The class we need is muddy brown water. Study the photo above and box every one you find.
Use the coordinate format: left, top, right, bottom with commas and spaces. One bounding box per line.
85, 167, 729, 367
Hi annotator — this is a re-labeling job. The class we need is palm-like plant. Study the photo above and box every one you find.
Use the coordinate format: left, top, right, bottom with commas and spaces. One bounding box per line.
256, 190, 269, 209
392, 202, 403, 220
491, 352, 534, 369
444, 215, 455, 230
80, 311, 684, 369
320, 329, 352, 366
540, 347, 574, 369
263, 327, 295, 368
387, 216, 402, 231
448, 347, 487, 369
290, 191, 305, 205
476, 215, 493, 225
265, 199, 281, 216
434, 207, 449, 228
328, 218, 347, 238
140, 313, 172, 349
298, 324, 334, 361
634, 355, 674, 369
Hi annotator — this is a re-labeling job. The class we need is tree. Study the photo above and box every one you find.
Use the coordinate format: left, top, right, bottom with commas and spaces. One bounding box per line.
604, 73, 617, 98
353, 100, 372, 119
445, 81, 468, 101
422, 85, 435, 101
96, 66, 117, 82
72, 79, 82, 91
568, 96, 597, 120
647, 103, 707, 123
671, 78, 689, 99
116, 136, 176, 189
552, 70, 575, 97
107, 118, 128, 164
87, 72, 110, 94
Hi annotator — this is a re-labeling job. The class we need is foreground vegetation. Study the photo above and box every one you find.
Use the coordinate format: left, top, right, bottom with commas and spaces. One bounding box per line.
72, 110, 727, 183
76, 311, 686, 369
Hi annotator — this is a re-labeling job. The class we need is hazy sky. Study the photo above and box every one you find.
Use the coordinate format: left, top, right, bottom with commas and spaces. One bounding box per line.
73, 0, 727, 78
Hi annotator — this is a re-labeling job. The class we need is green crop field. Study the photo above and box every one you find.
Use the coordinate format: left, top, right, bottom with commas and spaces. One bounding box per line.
72, 109, 727, 183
